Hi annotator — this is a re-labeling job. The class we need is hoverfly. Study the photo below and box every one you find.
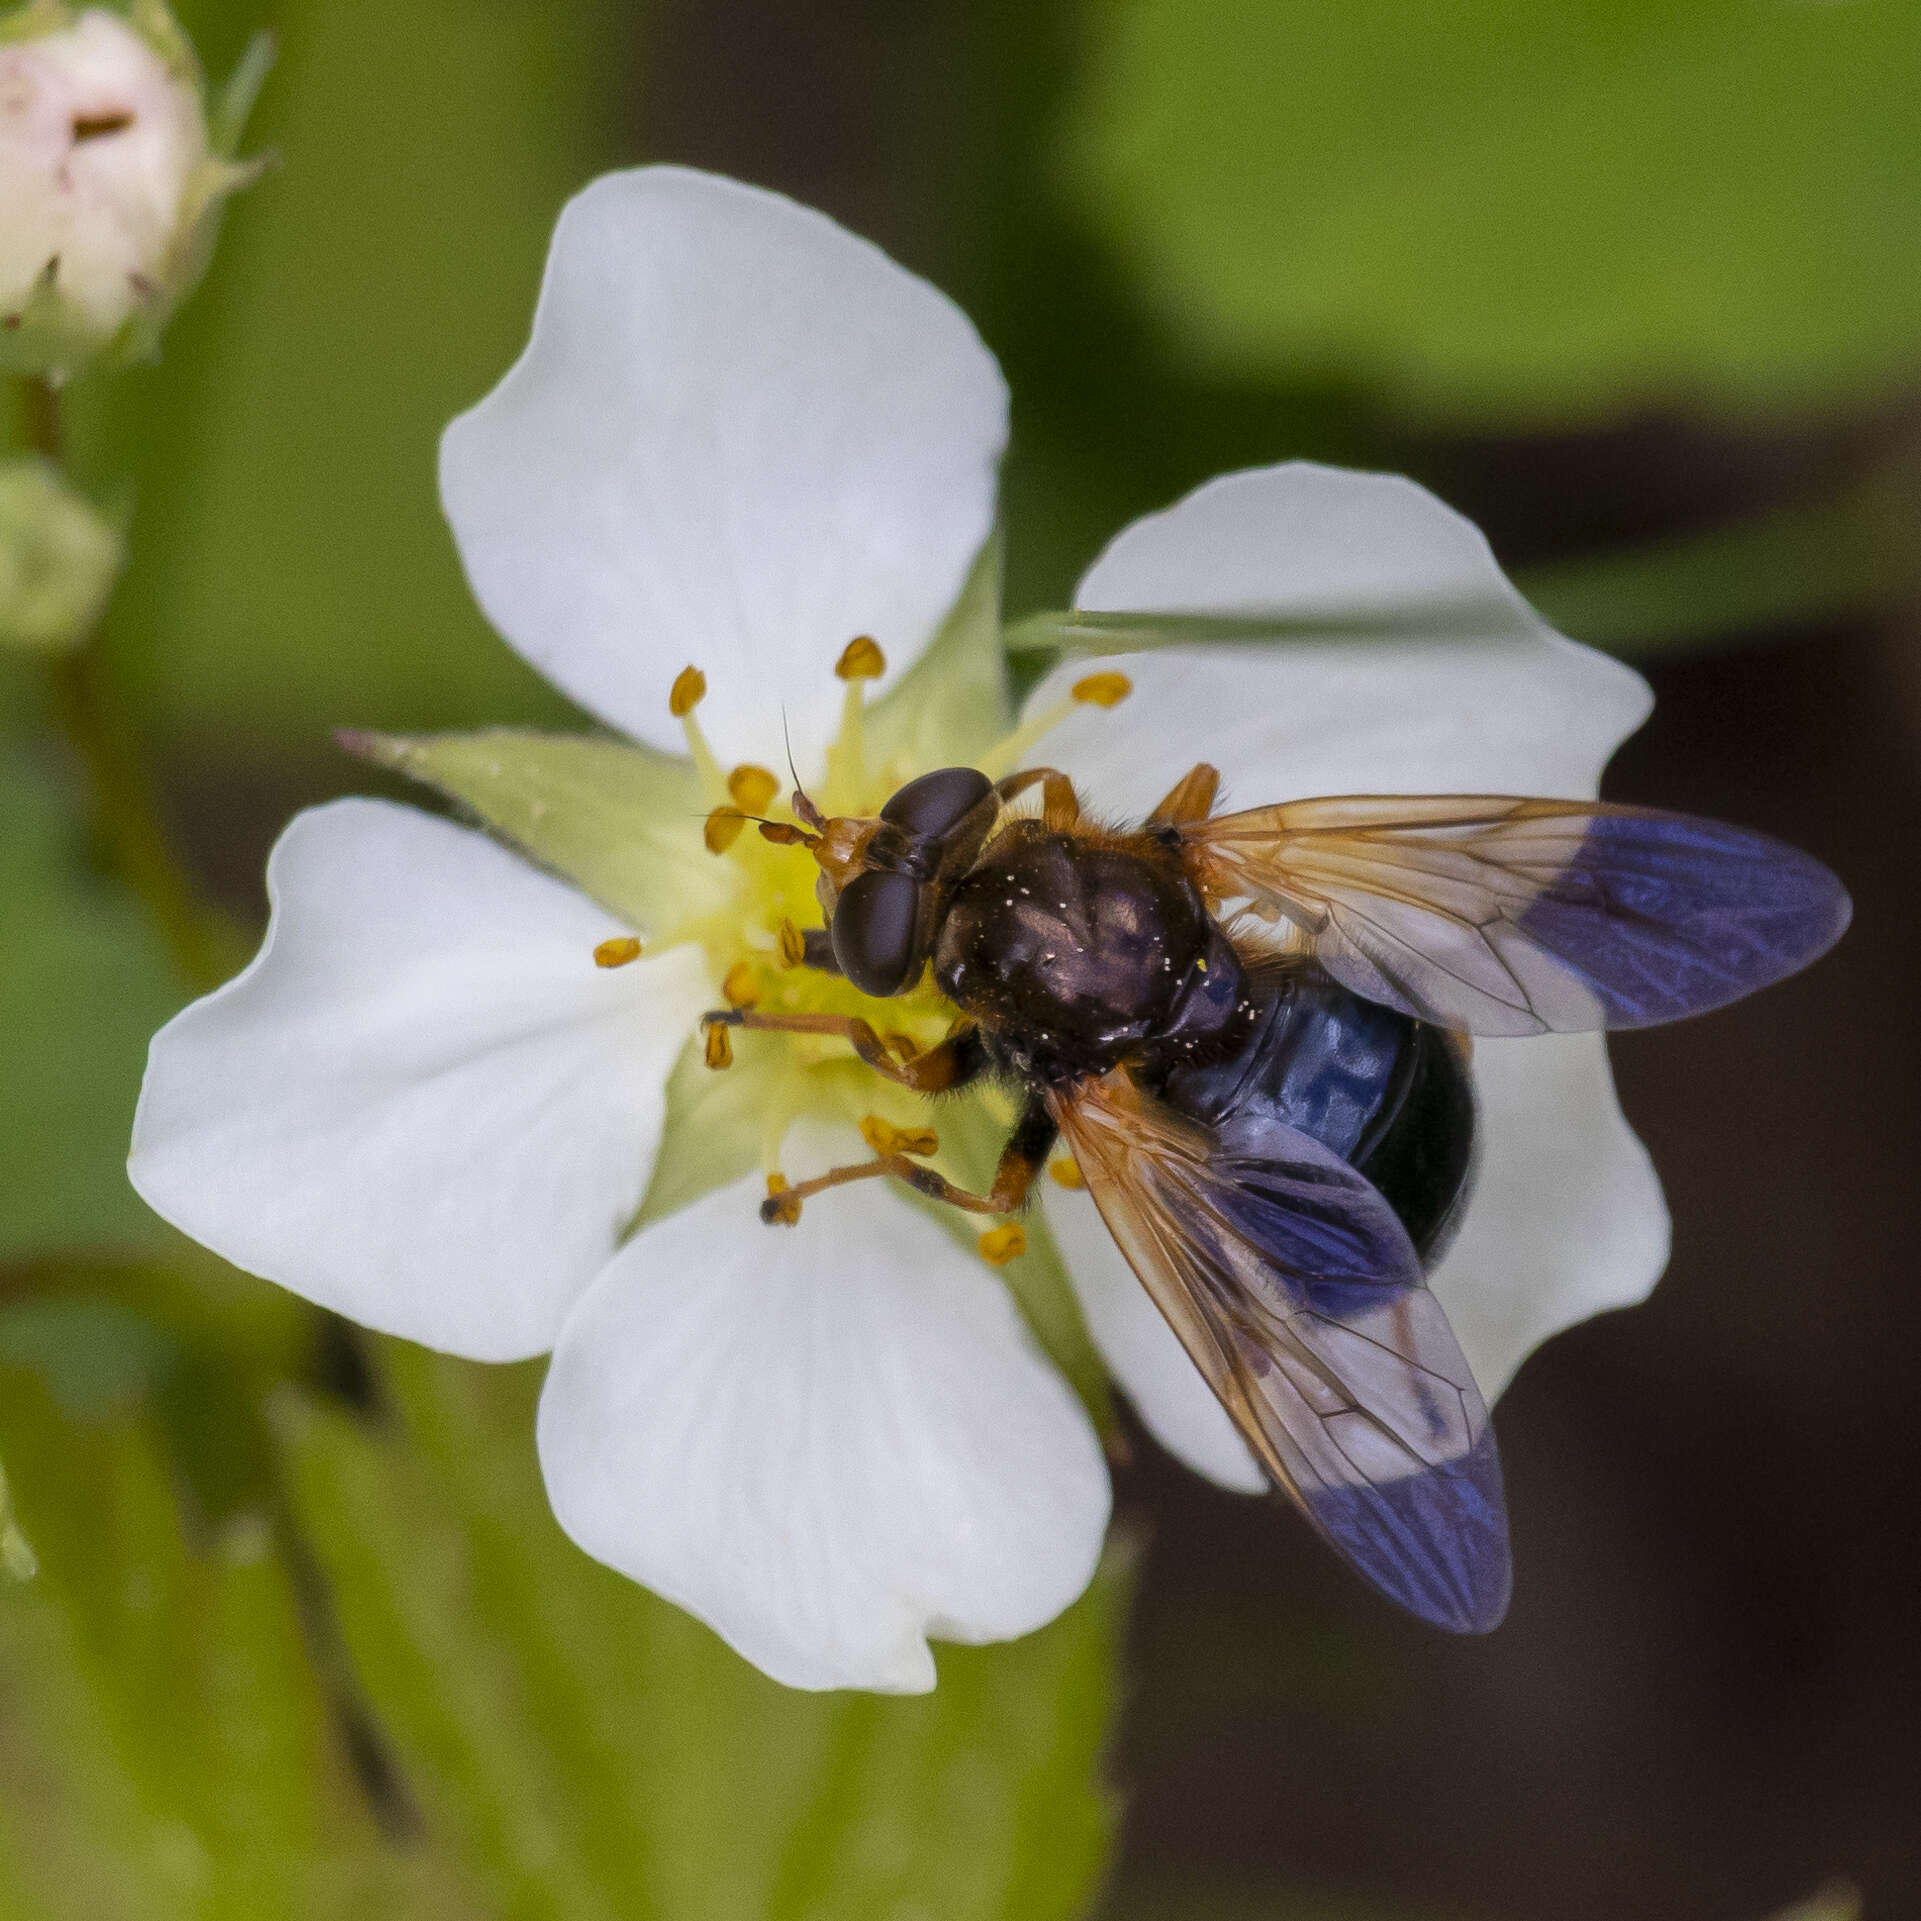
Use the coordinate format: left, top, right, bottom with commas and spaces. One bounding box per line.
703, 751, 1849, 1633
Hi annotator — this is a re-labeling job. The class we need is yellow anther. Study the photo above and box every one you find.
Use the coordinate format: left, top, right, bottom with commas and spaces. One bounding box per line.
728, 764, 779, 812
669, 665, 708, 717
835, 635, 886, 681
722, 960, 761, 1009
860, 1114, 940, 1159
978, 1222, 1027, 1266
764, 1172, 802, 1225
1048, 1156, 1085, 1190
593, 935, 644, 969
777, 919, 807, 969
704, 1021, 734, 1070
1071, 671, 1132, 709
704, 806, 747, 854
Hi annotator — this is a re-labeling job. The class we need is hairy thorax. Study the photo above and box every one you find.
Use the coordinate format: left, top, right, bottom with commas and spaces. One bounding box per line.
932, 822, 1253, 1084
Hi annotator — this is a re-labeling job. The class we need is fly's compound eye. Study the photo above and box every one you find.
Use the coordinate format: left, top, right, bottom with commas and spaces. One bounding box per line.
880, 767, 993, 840
832, 869, 923, 997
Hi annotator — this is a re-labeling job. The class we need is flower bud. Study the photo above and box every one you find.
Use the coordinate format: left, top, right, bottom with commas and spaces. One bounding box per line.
0, 455, 121, 652
0, 1, 268, 378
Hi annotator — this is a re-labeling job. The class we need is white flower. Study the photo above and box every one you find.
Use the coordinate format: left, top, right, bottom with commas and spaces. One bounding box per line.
0, 1, 260, 376
128, 166, 1668, 1690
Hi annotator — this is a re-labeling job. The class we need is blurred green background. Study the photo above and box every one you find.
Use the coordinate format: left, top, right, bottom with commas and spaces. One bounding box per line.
3, 1, 1917, 1916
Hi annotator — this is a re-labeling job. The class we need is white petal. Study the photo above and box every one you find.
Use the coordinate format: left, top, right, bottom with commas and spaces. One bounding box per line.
1434, 1035, 1670, 1402
538, 1159, 1110, 1692
129, 800, 710, 1362
1043, 1182, 1266, 1493
1026, 462, 1650, 817
1019, 465, 1670, 1446
440, 167, 1008, 768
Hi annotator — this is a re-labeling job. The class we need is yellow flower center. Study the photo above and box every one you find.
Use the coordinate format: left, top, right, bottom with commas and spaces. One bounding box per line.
665, 646, 963, 1075
617, 640, 1131, 1219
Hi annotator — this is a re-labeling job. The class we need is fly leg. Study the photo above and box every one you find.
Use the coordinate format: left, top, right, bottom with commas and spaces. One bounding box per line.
761, 1091, 1058, 1266
700, 1008, 987, 1094
1147, 761, 1220, 827
995, 767, 1082, 831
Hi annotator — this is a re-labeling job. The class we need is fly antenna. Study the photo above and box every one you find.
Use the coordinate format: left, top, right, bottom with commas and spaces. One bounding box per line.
783, 709, 827, 831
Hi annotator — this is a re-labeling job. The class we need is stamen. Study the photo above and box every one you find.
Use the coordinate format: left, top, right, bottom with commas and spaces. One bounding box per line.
722, 960, 761, 1008
977, 1222, 1027, 1266
1048, 1157, 1085, 1190
668, 665, 707, 716
835, 636, 886, 681
776, 919, 806, 969
704, 1022, 734, 1070
1071, 670, 1132, 709
977, 671, 1134, 781
669, 664, 729, 803
762, 1172, 802, 1226
592, 935, 644, 969
830, 636, 885, 794
728, 764, 780, 812
859, 1115, 939, 1159
704, 807, 747, 854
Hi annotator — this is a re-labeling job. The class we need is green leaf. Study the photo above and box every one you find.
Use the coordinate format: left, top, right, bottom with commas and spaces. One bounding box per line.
279, 1341, 1128, 1921
1514, 463, 1921, 654
1063, 0, 1921, 423
350, 728, 731, 939
0, 1349, 482, 1921
0, 750, 182, 1259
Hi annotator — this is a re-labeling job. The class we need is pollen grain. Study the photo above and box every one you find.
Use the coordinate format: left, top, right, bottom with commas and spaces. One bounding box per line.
1071, 670, 1132, 709
728, 764, 780, 812
668, 665, 708, 716
835, 635, 886, 681
859, 1114, 939, 1159
704, 806, 748, 854
977, 1222, 1027, 1266
592, 935, 644, 969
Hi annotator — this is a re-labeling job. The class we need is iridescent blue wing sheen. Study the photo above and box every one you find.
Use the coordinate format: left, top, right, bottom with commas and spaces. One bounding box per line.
1051, 1069, 1510, 1633
1186, 795, 1850, 1036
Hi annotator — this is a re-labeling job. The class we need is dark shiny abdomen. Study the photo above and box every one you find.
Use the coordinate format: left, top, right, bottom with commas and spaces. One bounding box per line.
1147, 963, 1477, 1264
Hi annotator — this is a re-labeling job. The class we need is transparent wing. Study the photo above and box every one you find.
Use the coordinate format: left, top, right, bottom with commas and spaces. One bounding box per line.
1185, 795, 1851, 1036
1052, 1069, 1510, 1633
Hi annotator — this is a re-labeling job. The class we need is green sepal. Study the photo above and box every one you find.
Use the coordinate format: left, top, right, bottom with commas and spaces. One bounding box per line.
1002, 595, 1540, 660
349, 728, 733, 940
866, 534, 1012, 773
630, 1035, 771, 1231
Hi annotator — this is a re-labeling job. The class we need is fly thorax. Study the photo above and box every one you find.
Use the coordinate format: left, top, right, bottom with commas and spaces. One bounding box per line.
932, 828, 1213, 1080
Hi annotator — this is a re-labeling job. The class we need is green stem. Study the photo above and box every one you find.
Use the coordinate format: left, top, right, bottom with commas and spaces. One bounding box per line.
18, 375, 60, 461
20, 375, 228, 995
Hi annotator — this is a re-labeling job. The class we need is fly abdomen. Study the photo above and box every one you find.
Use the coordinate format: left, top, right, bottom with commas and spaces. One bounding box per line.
1151, 962, 1476, 1263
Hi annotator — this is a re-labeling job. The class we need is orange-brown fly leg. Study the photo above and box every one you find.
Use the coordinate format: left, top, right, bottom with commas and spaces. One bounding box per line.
701, 1010, 988, 1095
763, 1092, 1058, 1266
996, 766, 1082, 832
1147, 761, 1220, 827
